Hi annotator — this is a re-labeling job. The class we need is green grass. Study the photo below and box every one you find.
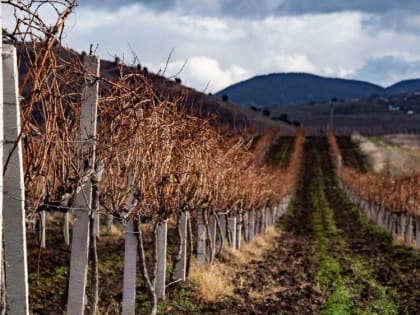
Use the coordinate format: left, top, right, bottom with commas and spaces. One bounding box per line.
311, 156, 398, 315
311, 163, 353, 314
273, 143, 290, 166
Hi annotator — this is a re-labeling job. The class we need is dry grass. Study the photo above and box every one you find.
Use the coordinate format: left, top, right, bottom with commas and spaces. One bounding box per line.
189, 261, 235, 301
189, 225, 280, 301
355, 133, 420, 176
224, 226, 279, 267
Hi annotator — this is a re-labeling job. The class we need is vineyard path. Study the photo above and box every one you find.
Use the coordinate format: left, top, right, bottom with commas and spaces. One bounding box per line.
199, 137, 420, 315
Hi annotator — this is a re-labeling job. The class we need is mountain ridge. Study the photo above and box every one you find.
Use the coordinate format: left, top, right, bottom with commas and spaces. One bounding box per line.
216, 72, 420, 107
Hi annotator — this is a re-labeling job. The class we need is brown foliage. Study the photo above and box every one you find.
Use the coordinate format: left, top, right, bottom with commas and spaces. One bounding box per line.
5, 0, 304, 224
328, 132, 420, 215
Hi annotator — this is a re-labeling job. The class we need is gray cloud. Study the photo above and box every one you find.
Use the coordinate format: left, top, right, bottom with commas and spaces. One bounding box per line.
78, 0, 176, 10
354, 56, 420, 87
279, 0, 420, 15
362, 11, 420, 35
67, 2, 420, 92
78, 0, 420, 17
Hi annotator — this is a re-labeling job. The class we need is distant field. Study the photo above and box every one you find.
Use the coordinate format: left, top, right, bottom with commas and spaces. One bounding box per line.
273, 94, 420, 132
352, 133, 420, 176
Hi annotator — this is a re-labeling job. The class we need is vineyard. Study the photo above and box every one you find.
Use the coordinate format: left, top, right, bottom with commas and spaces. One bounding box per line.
0, 1, 420, 315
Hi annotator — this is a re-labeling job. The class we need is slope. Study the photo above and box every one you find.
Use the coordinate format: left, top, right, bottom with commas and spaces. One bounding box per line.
216, 73, 384, 107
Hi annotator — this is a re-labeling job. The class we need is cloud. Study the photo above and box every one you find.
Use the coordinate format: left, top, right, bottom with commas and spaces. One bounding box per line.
62, 2, 420, 92
362, 11, 420, 34
78, 0, 420, 17
279, 0, 420, 15
354, 56, 420, 87
163, 57, 250, 92
78, 0, 176, 11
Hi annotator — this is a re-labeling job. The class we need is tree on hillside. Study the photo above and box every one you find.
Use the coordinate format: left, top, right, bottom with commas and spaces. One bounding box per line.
250, 106, 261, 112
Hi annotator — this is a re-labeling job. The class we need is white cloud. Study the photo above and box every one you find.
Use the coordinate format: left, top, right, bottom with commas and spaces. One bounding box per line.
270, 54, 317, 73
59, 3, 420, 91
162, 57, 250, 92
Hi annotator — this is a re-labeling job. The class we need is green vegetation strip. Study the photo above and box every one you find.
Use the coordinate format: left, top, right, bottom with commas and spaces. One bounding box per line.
311, 156, 398, 315
312, 165, 352, 315
273, 142, 290, 167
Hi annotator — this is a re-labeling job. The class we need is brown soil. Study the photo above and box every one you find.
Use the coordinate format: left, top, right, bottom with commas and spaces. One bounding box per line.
191, 138, 325, 314
26, 137, 420, 314
320, 136, 420, 314
336, 136, 369, 172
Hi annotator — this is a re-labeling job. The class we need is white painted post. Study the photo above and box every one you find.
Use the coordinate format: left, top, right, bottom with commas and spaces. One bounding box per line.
383, 209, 389, 230
262, 208, 267, 232
268, 208, 273, 225
337, 155, 342, 168
236, 213, 242, 249
156, 220, 168, 300
106, 214, 113, 235
278, 202, 283, 217
93, 212, 100, 238
40, 210, 46, 248
265, 208, 270, 227
122, 219, 138, 315
255, 211, 261, 234
377, 207, 382, 227
243, 212, 249, 242
405, 215, 413, 247
391, 214, 398, 239
416, 217, 420, 250
196, 209, 206, 265
219, 214, 227, 250
228, 215, 237, 249
400, 214, 405, 238
0, 8, 3, 307
387, 212, 393, 231
2, 44, 30, 314
248, 210, 255, 241
67, 54, 100, 315
63, 212, 70, 246
209, 214, 217, 261
174, 211, 189, 281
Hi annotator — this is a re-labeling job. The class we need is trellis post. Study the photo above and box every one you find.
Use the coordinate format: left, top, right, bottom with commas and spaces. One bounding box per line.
67, 54, 100, 315
2, 44, 30, 315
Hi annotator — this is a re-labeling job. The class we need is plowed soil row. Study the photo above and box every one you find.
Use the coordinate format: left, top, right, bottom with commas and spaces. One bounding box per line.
319, 136, 420, 314
27, 137, 420, 314
199, 137, 420, 314
196, 139, 325, 314
335, 136, 368, 172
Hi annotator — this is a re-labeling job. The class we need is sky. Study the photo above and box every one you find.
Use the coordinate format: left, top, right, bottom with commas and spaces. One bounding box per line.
12, 1, 420, 93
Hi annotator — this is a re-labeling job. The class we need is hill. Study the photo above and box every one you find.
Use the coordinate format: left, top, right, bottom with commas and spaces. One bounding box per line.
17, 46, 287, 135
216, 73, 420, 108
271, 93, 420, 133
99, 59, 288, 133
386, 79, 420, 95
